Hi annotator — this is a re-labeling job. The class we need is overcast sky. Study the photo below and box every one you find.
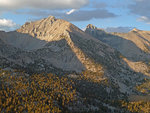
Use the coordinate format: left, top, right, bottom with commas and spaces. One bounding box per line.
0, 0, 150, 32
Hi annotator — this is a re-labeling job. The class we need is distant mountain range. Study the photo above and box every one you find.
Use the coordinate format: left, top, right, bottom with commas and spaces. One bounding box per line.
86, 24, 150, 61
85, 24, 150, 76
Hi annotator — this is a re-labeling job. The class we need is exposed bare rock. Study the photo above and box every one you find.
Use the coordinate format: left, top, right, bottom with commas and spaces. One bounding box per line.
0, 16, 148, 97
16, 16, 116, 72
85, 25, 150, 77
17, 16, 71, 41
85, 26, 150, 62
123, 58, 150, 76
0, 31, 47, 50
86, 24, 97, 30
85, 24, 106, 36
112, 29, 150, 55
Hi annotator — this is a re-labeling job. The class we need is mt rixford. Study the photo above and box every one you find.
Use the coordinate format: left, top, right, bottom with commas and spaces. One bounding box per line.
0, 16, 150, 112
0, 16, 121, 73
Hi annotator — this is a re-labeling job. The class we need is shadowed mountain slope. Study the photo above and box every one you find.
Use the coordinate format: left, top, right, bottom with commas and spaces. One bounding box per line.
85, 24, 150, 76
85, 24, 150, 62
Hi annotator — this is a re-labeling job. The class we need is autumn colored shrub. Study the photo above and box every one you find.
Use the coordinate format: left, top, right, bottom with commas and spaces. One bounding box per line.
0, 70, 76, 113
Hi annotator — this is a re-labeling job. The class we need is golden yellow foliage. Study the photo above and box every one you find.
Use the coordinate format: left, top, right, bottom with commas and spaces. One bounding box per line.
0, 70, 76, 112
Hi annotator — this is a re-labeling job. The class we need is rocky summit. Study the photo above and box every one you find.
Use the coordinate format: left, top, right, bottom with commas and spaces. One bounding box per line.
0, 16, 150, 113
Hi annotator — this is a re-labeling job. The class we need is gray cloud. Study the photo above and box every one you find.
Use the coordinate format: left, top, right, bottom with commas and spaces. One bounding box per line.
15, 10, 62, 17
0, 19, 20, 31
92, 2, 107, 9
137, 16, 150, 24
62, 9, 117, 21
0, 0, 89, 12
105, 27, 134, 33
0, 0, 118, 23
129, 0, 150, 24
15, 9, 117, 22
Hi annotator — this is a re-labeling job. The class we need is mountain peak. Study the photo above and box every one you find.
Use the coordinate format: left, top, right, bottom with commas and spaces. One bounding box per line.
17, 16, 72, 41
45, 16, 57, 22
86, 24, 105, 32
86, 24, 97, 29
47, 16, 55, 19
85, 24, 106, 37
131, 28, 141, 32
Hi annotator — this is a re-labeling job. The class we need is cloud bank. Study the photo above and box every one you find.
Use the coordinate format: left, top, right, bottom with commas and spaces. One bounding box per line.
0, 19, 19, 31
15, 9, 117, 22
64, 9, 117, 21
0, 0, 89, 11
137, 16, 150, 24
129, 0, 150, 24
